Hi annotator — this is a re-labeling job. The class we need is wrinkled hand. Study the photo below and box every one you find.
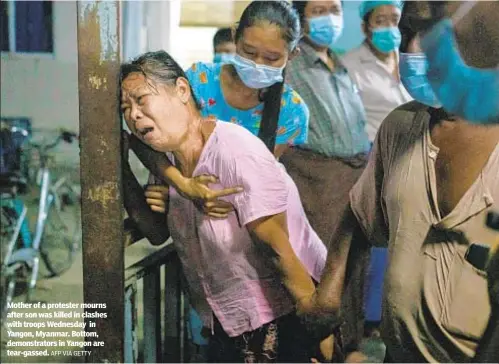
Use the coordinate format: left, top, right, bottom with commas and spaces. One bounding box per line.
181, 174, 243, 218
145, 184, 169, 213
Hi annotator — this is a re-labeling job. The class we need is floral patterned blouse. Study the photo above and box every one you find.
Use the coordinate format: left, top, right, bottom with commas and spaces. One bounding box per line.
186, 62, 310, 146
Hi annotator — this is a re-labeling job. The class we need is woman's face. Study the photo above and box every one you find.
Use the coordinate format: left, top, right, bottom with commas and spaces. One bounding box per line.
236, 23, 290, 68
120, 72, 191, 152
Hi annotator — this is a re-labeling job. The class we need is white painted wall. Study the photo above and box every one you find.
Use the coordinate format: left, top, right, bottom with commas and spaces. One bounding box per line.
1, 1, 78, 131
1, 1, 79, 170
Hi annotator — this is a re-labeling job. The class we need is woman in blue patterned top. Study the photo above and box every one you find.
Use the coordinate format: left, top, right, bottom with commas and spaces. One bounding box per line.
185, 1, 309, 159
128, 0, 310, 211
185, 59, 308, 158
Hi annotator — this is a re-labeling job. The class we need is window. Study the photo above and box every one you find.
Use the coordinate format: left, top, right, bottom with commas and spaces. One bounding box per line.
1, 0, 54, 53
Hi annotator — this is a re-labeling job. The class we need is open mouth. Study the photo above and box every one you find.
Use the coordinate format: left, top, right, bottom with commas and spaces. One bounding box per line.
138, 127, 154, 138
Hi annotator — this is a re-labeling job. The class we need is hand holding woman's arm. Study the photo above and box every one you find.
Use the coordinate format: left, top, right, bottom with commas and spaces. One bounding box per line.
296, 205, 359, 334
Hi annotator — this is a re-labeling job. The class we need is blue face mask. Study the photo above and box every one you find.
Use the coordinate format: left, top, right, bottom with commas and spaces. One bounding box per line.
371, 26, 401, 53
307, 14, 344, 47
229, 54, 284, 89
399, 53, 441, 108
213, 53, 234, 64
420, 3, 499, 124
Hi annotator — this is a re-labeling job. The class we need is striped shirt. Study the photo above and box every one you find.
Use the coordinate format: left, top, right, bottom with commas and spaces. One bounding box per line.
286, 40, 371, 157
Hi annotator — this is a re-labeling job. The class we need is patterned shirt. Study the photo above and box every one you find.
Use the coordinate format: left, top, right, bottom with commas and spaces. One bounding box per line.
186, 62, 309, 146
286, 41, 371, 157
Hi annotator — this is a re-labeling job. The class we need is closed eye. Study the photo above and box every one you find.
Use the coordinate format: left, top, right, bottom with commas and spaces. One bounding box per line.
137, 94, 150, 105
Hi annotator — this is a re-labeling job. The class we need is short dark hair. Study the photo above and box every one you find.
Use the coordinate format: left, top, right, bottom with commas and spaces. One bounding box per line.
292, 1, 344, 27
398, 1, 436, 52
213, 28, 234, 51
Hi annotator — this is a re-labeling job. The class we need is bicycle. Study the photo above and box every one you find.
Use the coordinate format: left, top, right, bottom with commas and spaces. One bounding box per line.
1, 122, 81, 323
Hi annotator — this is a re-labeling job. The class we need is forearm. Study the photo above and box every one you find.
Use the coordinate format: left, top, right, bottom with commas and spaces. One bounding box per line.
122, 163, 169, 245
300, 206, 358, 322
297, 206, 358, 339
275, 248, 316, 303
248, 214, 315, 303
129, 134, 188, 191
314, 207, 356, 312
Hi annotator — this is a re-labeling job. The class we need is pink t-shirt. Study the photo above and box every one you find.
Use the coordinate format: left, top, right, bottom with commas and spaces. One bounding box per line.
167, 121, 326, 337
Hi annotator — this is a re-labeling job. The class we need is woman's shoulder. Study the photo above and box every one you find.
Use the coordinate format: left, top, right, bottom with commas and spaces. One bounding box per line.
213, 121, 274, 158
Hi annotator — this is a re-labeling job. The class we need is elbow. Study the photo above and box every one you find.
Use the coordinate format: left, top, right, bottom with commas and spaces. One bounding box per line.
316, 294, 341, 315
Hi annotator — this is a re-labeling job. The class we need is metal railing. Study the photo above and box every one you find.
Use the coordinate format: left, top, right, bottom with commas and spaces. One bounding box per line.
123, 222, 189, 363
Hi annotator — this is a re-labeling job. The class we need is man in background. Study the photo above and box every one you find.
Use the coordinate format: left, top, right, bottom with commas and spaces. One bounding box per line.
212, 27, 235, 64
342, 0, 411, 143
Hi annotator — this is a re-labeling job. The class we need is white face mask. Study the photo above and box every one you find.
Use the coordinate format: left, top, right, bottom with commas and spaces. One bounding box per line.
229, 54, 285, 89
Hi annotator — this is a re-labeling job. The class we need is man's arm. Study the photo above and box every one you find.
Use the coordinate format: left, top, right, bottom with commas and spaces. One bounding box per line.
297, 206, 359, 325
246, 212, 316, 304
316, 205, 358, 312
122, 161, 169, 246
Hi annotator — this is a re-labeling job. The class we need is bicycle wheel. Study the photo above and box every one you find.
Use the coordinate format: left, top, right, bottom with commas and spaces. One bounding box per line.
39, 197, 76, 278
0, 205, 27, 325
